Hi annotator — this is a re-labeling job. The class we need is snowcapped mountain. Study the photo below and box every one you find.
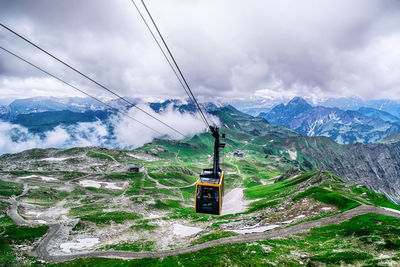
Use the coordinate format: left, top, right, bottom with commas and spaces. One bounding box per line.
260, 97, 400, 144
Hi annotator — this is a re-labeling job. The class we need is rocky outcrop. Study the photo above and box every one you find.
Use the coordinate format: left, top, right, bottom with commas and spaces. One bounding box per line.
266, 136, 400, 203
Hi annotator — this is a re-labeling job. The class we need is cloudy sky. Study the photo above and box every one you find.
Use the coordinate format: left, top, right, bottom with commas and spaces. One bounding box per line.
1, 0, 400, 103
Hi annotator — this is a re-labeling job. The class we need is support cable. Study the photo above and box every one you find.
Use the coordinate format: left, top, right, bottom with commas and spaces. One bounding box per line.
137, 0, 211, 129
131, 0, 209, 127
0, 22, 185, 137
0, 46, 164, 135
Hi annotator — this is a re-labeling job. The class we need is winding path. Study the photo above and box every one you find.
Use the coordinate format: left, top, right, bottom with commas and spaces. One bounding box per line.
32, 205, 400, 263
6, 183, 29, 226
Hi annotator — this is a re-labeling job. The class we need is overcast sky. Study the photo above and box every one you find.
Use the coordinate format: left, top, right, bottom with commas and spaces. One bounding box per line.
1, 0, 400, 103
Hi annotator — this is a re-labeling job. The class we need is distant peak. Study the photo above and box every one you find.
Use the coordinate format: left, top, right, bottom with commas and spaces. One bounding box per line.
287, 97, 311, 107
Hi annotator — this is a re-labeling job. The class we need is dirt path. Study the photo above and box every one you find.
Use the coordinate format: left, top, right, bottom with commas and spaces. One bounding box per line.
6, 183, 29, 226
32, 205, 400, 263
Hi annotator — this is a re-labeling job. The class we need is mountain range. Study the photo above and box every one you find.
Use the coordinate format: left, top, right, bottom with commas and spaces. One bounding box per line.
208, 105, 400, 203
318, 97, 400, 118
259, 97, 400, 144
3, 97, 398, 204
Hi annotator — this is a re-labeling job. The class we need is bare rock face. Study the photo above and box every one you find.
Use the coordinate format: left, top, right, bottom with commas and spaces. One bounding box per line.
266, 136, 400, 203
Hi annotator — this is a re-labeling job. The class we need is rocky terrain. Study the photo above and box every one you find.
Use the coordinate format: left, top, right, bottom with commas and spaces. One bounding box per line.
0, 99, 400, 265
265, 136, 400, 204
0, 135, 399, 265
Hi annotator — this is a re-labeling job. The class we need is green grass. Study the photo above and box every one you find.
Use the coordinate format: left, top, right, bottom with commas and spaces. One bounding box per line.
85, 187, 123, 196
86, 151, 113, 161
3, 225, 48, 242
310, 251, 373, 264
309, 213, 400, 239
27, 148, 48, 159
57, 147, 87, 156
244, 171, 320, 200
247, 199, 282, 213
105, 172, 144, 180
180, 186, 195, 201
0, 180, 23, 197
21, 187, 69, 205
192, 231, 238, 245
149, 171, 197, 186
53, 213, 400, 266
130, 219, 158, 231
7, 170, 31, 176
244, 170, 363, 214
69, 202, 107, 216
0, 214, 48, 266
244, 179, 290, 200
101, 240, 155, 252
352, 185, 400, 211
80, 211, 142, 224
168, 207, 212, 222
59, 171, 87, 180
130, 196, 151, 204
149, 199, 182, 210
72, 221, 86, 231
292, 187, 360, 211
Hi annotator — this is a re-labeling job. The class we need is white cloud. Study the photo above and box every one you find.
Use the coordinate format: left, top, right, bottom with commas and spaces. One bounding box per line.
113, 104, 219, 148
0, 104, 219, 154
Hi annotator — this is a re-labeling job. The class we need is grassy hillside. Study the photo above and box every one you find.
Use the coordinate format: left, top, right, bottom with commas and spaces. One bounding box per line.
0, 105, 399, 265
53, 213, 400, 266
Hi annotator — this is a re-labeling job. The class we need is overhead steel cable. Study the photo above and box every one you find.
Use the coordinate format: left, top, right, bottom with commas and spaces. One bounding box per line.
130, 0, 209, 127
0, 22, 185, 137
137, 0, 212, 129
0, 46, 164, 135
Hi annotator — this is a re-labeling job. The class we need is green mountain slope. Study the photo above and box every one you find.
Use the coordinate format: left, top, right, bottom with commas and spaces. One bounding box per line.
264, 136, 400, 204
0, 105, 400, 265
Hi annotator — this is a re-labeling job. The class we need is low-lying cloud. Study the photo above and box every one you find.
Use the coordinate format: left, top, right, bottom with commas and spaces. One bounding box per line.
0, 105, 219, 155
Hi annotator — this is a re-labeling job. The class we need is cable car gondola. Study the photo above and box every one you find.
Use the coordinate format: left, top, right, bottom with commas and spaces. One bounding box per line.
195, 126, 225, 215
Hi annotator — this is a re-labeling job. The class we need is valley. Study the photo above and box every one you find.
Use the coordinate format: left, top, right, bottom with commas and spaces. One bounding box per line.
1, 129, 400, 265
2, 0, 400, 265
0, 99, 400, 266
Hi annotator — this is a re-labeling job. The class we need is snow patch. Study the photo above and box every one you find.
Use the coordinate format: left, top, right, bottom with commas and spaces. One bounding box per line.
79, 180, 123, 190
20, 175, 38, 179
26, 211, 42, 217
79, 180, 101, 189
232, 224, 279, 234
103, 182, 123, 190
287, 149, 297, 160
382, 207, 400, 214
41, 157, 70, 162
321, 207, 332, 211
39, 176, 58, 181
60, 237, 100, 253
35, 220, 47, 224
173, 224, 202, 237
19, 175, 57, 181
